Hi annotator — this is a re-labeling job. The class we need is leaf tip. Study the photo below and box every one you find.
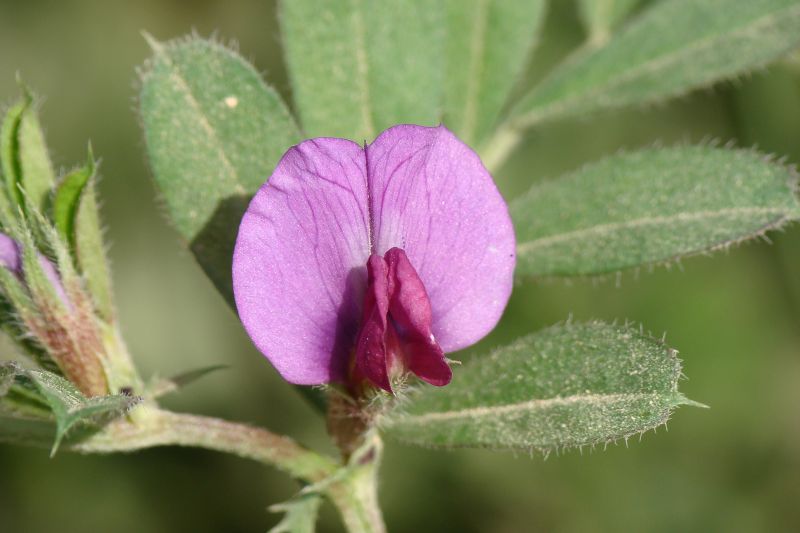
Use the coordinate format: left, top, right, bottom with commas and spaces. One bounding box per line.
672, 393, 708, 409
13, 73, 34, 105
49, 427, 66, 458
141, 31, 164, 53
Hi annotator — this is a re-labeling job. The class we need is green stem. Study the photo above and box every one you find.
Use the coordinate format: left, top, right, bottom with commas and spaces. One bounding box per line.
326, 432, 387, 533
75, 408, 387, 532
74, 406, 338, 483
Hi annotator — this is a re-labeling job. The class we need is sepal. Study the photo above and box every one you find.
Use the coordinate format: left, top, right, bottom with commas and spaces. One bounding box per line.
0, 361, 141, 455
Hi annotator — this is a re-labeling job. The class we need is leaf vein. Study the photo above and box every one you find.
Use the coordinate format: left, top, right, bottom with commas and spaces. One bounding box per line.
393, 392, 656, 425
517, 206, 789, 254
462, 0, 490, 141
161, 52, 244, 195
351, 0, 375, 139
522, 4, 800, 124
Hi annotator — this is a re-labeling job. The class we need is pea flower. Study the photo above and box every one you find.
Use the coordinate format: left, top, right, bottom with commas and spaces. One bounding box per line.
0, 232, 68, 306
233, 125, 515, 393
0, 231, 108, 397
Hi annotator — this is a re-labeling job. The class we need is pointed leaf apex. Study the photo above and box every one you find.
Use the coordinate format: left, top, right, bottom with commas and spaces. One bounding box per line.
383, 322, 692, 452
147, 364, 229, 399
141, 31, 164, 53
50, 425, 67, 458
673, 394, 709, 409
14, 73, 34, 104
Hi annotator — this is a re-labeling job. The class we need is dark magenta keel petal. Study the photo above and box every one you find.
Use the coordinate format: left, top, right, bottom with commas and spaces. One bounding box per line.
384, 248, 433, 334
353, 248, 451, 391
354, 255, 393, 392
404, 340, 452, 387
385, 248, 451, 386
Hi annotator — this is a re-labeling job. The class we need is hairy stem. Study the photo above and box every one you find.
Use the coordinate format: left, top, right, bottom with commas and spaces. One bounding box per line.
3, 394, 389, 531
73, 406, 338, 483
326, 432, 387, 533
75, 407, 387, 532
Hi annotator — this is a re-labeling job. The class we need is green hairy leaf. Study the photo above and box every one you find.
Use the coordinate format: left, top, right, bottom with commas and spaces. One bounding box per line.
0, 266, 40, 339
51, 147, 115, 320
0, 362, 51, 418
16, 97, 56, 212
52, 150, 95, 250
511, 0, 800, 127
382, 322, 696, 452
577, 0, 644, 44
1, 91, 56, 219
139, 36, 301, 302
0, 362, 18, 396
0, 100, 26, 208
512, 146, 800, 278
17, 218, 69, 316
148, 364, 228, 399
444, 0, 546, 145
26, 368, 137, 456
269, 494, 322, 533
74, 178, 115, 320
0, 362, 140, 455
280, 0, 444, 140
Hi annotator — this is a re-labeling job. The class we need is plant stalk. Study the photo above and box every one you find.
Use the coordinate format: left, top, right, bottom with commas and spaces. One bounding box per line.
73, 406, 338, 483
75, 407, 387, 532
326, 431, 387, 533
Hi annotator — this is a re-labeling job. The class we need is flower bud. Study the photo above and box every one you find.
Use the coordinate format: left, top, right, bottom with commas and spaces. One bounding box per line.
0, 232, 108, 396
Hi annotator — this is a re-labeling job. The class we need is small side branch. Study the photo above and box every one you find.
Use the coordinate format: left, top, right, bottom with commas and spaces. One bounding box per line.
73, 407, 338, 483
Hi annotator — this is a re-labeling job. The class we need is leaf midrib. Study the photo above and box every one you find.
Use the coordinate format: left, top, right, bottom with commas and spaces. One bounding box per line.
351, 0, 376, 139
516, 205, 790, 254
390, 391, 663, 425
461, 0, 490, 142
156, 45, 245, 195
517, 3, 799, 124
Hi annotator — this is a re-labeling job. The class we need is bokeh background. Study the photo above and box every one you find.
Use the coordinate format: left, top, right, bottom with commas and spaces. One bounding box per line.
1, 1, 799, 531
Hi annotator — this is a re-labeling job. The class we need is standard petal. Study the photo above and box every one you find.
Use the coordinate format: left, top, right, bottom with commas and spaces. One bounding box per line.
233, 138, 371, 384
367, 125, 515, 352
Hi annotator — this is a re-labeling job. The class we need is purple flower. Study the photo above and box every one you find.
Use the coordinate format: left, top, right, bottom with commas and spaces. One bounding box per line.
233, 125, 515, 392
0, 231, 109, 397
0, 233, 23, 273
0, 232, 69, 305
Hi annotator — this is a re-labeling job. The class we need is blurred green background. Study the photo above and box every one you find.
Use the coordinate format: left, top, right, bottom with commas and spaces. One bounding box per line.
1, 1, 799, 532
